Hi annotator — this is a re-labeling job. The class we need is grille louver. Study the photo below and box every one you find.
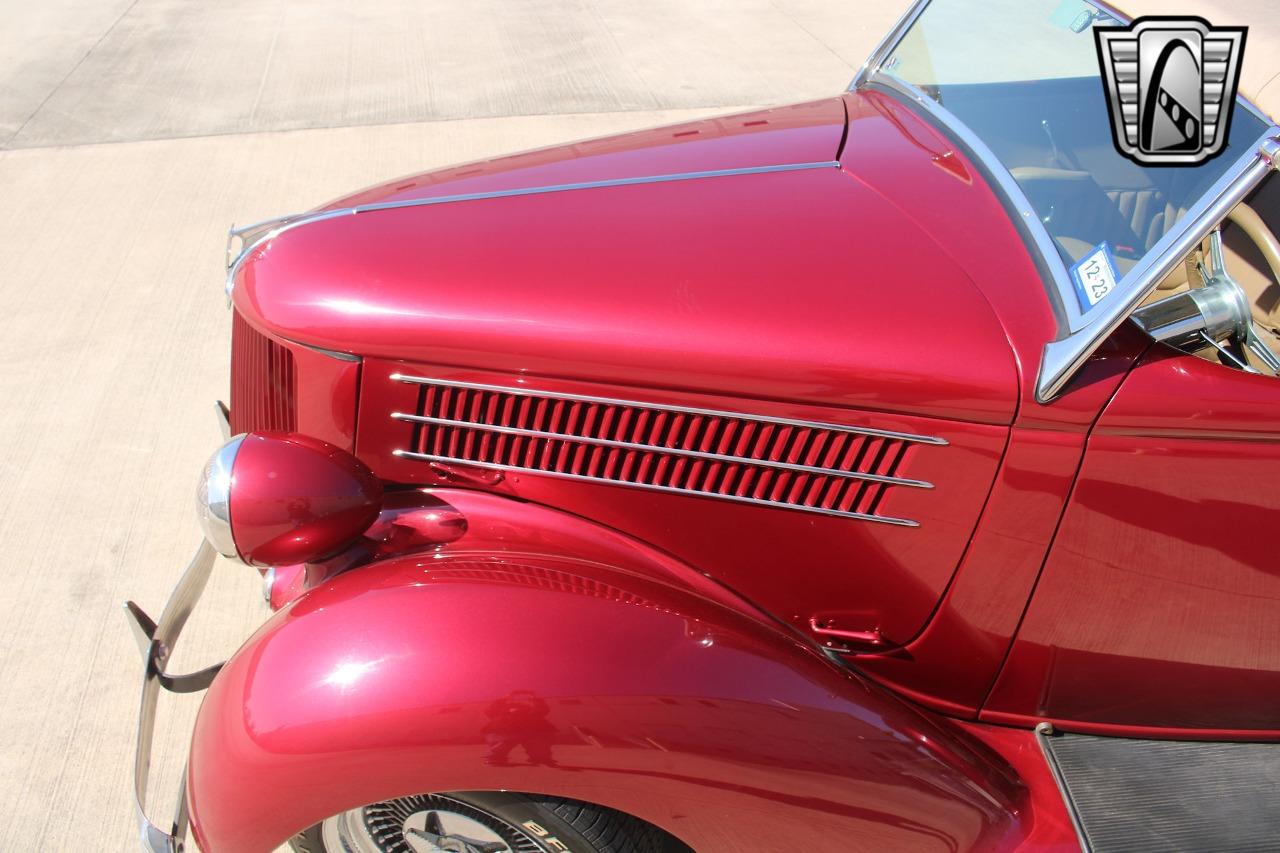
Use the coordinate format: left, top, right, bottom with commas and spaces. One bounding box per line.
230, 311, 297, 434
389, 375, 943, 527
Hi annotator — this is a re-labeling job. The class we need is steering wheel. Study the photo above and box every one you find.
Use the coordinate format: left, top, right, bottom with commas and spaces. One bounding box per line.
1135, 201, 1280, 374
1226, 203, 1280, 287
1194, 203, 1280, 373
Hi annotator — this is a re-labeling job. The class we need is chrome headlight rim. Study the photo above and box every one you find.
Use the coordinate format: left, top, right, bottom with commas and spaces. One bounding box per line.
196, 433, 246, 560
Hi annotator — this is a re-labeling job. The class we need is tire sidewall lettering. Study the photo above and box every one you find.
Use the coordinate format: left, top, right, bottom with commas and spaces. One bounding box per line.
520, 820, 574, 852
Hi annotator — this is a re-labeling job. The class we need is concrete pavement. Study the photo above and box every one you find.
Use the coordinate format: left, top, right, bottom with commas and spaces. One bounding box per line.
0, 2, 904, 849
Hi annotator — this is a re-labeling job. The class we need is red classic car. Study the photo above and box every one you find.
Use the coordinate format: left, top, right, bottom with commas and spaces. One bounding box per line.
127, 1, 1280, 851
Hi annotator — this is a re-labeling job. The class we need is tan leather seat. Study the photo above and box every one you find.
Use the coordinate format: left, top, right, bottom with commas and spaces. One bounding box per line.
1011, 166, 1146, 256
1107, 189, 1189, 252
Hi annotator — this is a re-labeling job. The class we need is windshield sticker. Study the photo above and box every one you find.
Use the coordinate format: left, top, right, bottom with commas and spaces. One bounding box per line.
1070, 242, 1120, 311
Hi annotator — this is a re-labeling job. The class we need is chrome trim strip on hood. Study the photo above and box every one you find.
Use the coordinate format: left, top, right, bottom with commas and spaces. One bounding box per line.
390, 411, 937, 488
388, 373, 948, 446
389, 374, 943, 527
392, 450, 924, 527
225, 160, 841, 300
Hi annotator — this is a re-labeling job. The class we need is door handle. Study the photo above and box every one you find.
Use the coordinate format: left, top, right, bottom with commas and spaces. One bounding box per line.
809, 616, 886, 651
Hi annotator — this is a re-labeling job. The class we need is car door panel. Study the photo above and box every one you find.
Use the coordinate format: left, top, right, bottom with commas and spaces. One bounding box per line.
984, 345, 1280, 733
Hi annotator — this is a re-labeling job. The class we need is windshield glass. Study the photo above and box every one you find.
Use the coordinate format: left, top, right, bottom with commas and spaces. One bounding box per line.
881, 0, 1267, 284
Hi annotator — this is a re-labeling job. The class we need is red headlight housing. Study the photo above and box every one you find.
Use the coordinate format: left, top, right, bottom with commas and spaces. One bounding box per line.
196, 432, 383, 567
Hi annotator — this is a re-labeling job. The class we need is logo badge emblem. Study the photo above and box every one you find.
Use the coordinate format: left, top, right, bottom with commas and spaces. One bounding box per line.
1095, 17, 1246, 166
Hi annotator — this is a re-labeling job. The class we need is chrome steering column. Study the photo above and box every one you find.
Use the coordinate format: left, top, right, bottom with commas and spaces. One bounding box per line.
1133, 229, 1280, 374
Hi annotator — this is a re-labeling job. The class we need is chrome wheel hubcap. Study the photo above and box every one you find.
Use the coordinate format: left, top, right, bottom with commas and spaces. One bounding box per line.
318, 794, 543, 853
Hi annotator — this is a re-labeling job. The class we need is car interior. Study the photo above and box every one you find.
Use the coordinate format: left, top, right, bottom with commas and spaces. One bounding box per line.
934, 76, 1280, 374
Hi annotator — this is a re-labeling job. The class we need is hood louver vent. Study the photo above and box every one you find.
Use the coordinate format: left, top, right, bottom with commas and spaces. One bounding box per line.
230, 311, 297, 435
389, 375, 943, 527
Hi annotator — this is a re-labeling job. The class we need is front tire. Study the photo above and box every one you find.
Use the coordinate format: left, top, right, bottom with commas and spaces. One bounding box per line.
291, 791, 677, 853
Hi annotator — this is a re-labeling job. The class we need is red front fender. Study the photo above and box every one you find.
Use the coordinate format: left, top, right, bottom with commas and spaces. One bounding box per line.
189, 510, 1052, 852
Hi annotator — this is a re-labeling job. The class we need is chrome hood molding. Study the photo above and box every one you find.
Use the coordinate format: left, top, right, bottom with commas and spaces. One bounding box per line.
225, 161, 839, 301
227, 94, 1021, 426
225, 98, 851, 300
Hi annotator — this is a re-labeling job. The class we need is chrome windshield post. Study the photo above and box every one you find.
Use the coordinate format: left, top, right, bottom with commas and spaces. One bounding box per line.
849, 0, 1280, 403
851, 0, 932, 90
1036, 132, 1280, 402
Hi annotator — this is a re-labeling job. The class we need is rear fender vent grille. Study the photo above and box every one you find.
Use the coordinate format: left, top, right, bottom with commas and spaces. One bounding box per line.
389, 375, 944, 527
230, 312, 297, 434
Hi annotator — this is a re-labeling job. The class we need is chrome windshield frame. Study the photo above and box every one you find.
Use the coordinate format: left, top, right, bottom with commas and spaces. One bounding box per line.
851, 0, 1280, 402
863, 72, 1079, 333
1038, 135, 1279, 400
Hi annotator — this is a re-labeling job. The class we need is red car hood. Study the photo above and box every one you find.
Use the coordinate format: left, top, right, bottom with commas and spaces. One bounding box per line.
319, 99, 848, 209
233, 95, 1020, 425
